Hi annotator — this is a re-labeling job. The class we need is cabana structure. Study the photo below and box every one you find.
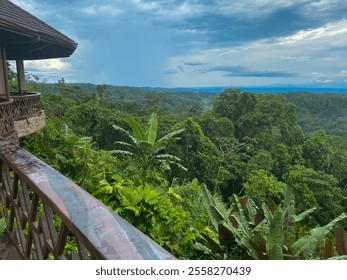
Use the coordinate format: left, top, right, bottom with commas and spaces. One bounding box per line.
0, 0, 77, 139
0, 0, 174, 260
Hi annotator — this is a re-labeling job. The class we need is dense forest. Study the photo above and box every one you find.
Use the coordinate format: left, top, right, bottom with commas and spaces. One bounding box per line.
17, 77, 347, 259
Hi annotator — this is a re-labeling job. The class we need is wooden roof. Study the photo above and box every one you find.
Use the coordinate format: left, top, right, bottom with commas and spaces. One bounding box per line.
0, 0, 77, 60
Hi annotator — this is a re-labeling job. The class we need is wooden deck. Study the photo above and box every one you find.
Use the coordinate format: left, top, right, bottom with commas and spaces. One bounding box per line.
0, 233, 21, 260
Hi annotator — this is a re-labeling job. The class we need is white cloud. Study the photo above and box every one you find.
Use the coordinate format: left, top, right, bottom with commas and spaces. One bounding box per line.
166, 19, 347, 87
215, 0, 312, 18
277, 20, 347, 46
129, 0, 208, 20
316, 78, 333, 83
25, 59, 71, 72
82, 5, 124, 17
303, 0, 346, 12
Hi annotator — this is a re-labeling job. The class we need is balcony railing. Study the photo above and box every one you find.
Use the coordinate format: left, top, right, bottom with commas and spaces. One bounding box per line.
0, 138, 175, 260
0, 99, 16, 141
10, 92, 43, 120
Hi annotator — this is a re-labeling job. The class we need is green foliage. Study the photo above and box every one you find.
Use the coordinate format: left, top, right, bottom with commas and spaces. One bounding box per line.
21, 121, 119, 194
196, 111, 235, 144
91, 176, 204, 258
0, 217, 6, 237
290, 214, 347, 259
284, 165, 346, 226
303, 130, 333, 172
329, 135, 347, 187
202, 185, 347, 260
22, 81, 347, 260
285, 92, 347, 136
170, 118, 221, 187
213, 89, 304, 148
243, 169, 286, 205
111, 112, 186, 179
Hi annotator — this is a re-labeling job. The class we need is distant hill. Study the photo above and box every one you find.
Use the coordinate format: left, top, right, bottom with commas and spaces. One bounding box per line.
284, 92, 347, 136
39, 82, 347, 136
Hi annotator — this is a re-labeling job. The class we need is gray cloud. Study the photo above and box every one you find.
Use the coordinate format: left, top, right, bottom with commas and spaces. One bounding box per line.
208, 66, 297, 78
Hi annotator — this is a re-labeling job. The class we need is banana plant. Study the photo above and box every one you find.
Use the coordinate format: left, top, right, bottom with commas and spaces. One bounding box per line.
202, 184, 347, 259
0, 203, 6, 237
0, 218, 6, 237
111, 112, 186, 175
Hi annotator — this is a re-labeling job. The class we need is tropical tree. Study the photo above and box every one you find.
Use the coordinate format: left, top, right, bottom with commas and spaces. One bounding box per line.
302, 130, 333, 173
111, 112, 186, 179
284, 165, 346, 226
168, 118, 221, 188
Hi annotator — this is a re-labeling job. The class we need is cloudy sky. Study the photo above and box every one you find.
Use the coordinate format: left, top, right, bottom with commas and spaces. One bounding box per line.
11, 0, 347, 88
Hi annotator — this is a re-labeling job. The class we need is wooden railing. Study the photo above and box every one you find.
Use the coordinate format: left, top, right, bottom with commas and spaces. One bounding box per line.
0, 138, 175, 260
10, 92, 42, 120
0, 99, 16, 141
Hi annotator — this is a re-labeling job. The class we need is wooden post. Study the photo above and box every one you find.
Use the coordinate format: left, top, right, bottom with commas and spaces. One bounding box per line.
0, 46, 9, 100
16, 60, 27, 94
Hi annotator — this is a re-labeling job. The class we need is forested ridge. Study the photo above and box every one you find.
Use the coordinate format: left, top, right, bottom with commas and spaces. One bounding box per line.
19, 79, 347, 259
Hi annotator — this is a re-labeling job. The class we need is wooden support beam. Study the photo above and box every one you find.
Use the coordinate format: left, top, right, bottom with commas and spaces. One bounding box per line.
0, 46, 9, 99
16, 60, 26, 94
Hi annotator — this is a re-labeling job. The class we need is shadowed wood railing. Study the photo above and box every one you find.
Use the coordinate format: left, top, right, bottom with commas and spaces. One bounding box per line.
0, 138, 175, 260
0, 99, 16, 141
10, 92, 42, 120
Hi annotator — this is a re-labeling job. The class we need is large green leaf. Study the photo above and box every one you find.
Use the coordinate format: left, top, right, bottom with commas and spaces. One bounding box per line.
229, 195, 252, 238
155, 154, 187, 171
154, 128, 184, 151
290, 213, 347, 258
0, 217, 6, 236
112, 124, 138, 145
292, 207, 316, 223
142, 184, 161, 205
147, 112, 158, 145
268, 244, 283, 260
125, 117, 146, 142
266, 209, 285, 259
282, 185, 295, 223
119, 187, 143, 207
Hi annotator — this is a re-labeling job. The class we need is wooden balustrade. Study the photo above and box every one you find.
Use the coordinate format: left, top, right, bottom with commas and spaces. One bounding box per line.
0, 99, 16, 141
10, 92, 42, 120
0, 138, 175, 260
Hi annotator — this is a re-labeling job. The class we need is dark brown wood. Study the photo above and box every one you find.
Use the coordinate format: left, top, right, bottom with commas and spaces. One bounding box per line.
11, 92, 42, 120
0, 0, 77, 60
0, 138, 176, 260
0, 99, 16, 141
16, 60, 26, 94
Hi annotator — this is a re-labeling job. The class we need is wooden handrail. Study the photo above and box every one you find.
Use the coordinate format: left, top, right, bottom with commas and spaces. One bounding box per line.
0, 138, 175, 260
